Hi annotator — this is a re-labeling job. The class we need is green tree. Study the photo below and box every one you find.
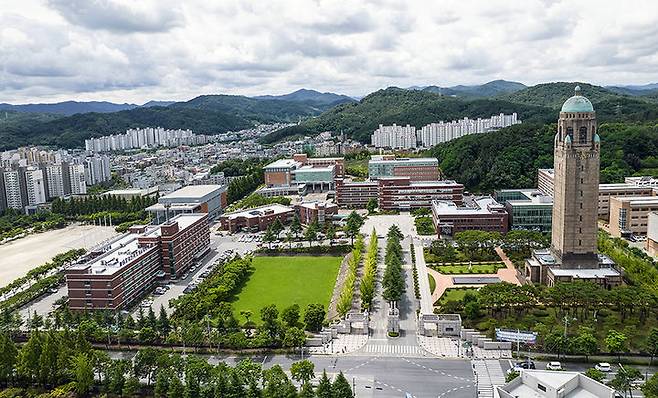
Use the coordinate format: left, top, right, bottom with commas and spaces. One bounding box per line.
506, 370, 519, 383
123, 376, 141, 397
290, 215, 302, 239
642, 373, 658, 398
272, 218, 285, 238
298, 382, 315, 398
464, 301, 481, 320
304, 303, 325, 332
304, 221, 319, 247
0, 333, 18, 384
605, 330, 628, 361
260, 304, 280, 340
315, 370, 332, 398
648, 327, 658, 365
17, 331, 42, 382
290, 360, 315, 384
584, 368, 605, 383
157, 305, 171, 338
262, 364, 297, 398
366, 198, 378, 213
331, 371, 353, 398
71, 353, 94, 396
106, 360, 128, 395
574, 329, 598, 362
325, 223, 336, 245
283, 327, 306, 348
344, 211, 364, 244
38, 331, 60, 386
610, 366, 643, 398
134, 347, 159, 386
281, 304, 300, 328
168, 375, 185, 398
263, 226, 276, 250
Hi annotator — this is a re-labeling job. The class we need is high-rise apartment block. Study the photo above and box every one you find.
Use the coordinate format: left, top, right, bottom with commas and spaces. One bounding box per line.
84, 127, 201, 152
370, 124, 417, 149
369, 113, 520, 149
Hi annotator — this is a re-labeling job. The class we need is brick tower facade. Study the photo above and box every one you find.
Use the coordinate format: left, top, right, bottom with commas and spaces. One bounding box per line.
550, 86, 601, 267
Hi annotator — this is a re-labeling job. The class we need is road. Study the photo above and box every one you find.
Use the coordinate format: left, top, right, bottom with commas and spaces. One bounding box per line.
108, 350, 476, 398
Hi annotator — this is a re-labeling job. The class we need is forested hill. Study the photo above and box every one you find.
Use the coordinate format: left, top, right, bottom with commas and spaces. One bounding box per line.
496, 82, 658, 108
425, 122, 658, 193
0, 94, 336, 150
259, 88, 556, 144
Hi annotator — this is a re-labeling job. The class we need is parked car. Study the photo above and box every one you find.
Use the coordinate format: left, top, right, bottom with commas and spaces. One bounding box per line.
507, 366, 524, 375
516, 361, 535, 369
546, 362, 563, 371
595, 363, 611, 372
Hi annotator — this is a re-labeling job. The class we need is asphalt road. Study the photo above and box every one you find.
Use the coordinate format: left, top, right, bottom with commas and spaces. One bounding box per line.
108, 351, 476, 398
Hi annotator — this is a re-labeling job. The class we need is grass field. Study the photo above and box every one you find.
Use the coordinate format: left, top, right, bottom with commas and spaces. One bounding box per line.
231, 256, 341, 324
428, 274, 436, 294
432, 264, 505, 274
437, 287, 479, 305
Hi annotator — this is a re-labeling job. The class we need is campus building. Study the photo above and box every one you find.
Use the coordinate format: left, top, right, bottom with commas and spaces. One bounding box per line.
538, 168, 657, 220
495, 189, 553, 232
66, 214, 209, 311
334, 179, 379, 208
377, 177, 463, 210
368, 155, 440, 181
497, 370, 615, 398
526, 87, 621, 288
146, 184, 227, 223
647, 212, 658, 256
431, 196, 508, 237
295, 201, 338, 225
261, 154, 344, 193
219, 204, 295, 233
608, 196, 658, 237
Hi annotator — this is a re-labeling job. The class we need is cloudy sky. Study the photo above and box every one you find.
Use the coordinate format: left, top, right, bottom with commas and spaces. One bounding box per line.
2, 0, 658, 104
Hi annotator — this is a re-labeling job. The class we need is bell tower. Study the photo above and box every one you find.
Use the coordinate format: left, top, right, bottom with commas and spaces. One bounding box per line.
550, 86, 601, 267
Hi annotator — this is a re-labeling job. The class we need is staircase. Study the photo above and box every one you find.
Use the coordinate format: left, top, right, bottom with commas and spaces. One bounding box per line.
472, 359, 505, 397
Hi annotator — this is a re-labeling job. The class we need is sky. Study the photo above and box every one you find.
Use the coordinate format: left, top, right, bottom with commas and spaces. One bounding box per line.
2, 0, 658, 104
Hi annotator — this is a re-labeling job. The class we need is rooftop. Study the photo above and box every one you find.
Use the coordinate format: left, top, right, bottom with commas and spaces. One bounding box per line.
499, 370, 614, 398
264, 159, 301, 169
161, 184, 225, 200
561, 86, 595, 113
223, 203, 294, 220
549, 267, 620, 278
611, 195, 658, 205
369, 157, 438, 165
432, 196, 504, 215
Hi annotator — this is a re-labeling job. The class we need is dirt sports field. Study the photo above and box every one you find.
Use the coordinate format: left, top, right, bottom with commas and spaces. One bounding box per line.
0, 225, 117, 288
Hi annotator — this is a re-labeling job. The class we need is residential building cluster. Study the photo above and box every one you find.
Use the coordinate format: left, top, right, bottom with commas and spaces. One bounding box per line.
86, 127, 208, 152
66, 213, 210, 311
0, 147, 112, 213
370, 113, 520, 149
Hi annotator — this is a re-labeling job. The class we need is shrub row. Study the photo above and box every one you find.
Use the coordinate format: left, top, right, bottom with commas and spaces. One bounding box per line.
337, 235, 364, 316
410, 243, 420, 300
360, 230, 378, 310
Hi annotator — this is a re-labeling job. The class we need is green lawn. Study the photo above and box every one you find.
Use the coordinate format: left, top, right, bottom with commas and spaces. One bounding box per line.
231, 256, 341, 324
436, 288, 479, 305
428, 274, 436, 294
433, 264, 504, 274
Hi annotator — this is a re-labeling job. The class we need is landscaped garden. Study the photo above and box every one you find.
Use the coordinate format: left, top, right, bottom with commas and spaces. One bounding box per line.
435, 287, 479, 305
231, 256, 341, 323
430, 263, 505, 274
428, 274, 436, 294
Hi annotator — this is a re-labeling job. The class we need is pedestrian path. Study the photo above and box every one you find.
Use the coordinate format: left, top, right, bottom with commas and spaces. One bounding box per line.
353, 342, 428, 357
308, 334, 368, 355
417, 336, 461, 357
472, 359, 505, 398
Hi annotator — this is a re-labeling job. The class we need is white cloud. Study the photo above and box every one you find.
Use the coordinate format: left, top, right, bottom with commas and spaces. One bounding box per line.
1, 0, 658, 103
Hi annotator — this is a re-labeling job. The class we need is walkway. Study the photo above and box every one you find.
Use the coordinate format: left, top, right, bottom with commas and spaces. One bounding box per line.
472, 359, 506, 398
427, 247, 523, 307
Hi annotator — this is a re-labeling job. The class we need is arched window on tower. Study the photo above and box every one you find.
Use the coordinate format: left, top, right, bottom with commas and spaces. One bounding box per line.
579, 126, 588, 143
592, 126, 596, 141
566, 127, 574, 140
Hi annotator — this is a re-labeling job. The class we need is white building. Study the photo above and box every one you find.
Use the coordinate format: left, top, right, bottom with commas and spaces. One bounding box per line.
497, 370, 614, 398
371, 124, 417, 149
24, 168, 46, 206
418, 113, 519, 147
45, 164, 65, 199
69, 164, 87, 195
84, 155, 112, 185
3, 170, 23, 210
85, 127, 197, 152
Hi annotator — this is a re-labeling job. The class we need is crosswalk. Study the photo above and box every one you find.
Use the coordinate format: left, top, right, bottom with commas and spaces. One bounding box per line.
358, 343, 426, 356
472, 360, 505, 398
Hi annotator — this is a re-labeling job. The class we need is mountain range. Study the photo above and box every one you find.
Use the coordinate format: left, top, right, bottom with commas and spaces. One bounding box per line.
1, 82, 658, 150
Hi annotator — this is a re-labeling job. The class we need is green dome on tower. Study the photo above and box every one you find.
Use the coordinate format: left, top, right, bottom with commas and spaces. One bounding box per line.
561, 85, 594, 112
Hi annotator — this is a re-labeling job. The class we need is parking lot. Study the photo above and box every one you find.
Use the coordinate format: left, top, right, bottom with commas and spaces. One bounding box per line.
132, 231, 260, 315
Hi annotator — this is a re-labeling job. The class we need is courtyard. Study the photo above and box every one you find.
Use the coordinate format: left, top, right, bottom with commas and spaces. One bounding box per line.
231, 255, 342, 323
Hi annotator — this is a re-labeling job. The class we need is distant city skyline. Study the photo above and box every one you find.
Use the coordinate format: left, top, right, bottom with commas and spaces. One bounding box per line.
3, 0, 658, 104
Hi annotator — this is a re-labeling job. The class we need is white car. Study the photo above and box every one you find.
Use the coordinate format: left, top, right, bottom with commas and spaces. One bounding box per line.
546, 362, 563, 371
507, 366, 524, 375
595, 363, 612, 372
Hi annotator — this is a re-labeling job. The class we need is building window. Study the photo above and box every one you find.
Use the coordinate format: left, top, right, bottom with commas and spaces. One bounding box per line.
538, 384, 547, 392
579, 126, 588, 143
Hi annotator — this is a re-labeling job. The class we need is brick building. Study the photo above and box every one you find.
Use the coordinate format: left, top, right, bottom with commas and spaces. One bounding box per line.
334, 179, 378, 208
66, 213, 209, 311
431, 196, 508, 237
146, 185, 227, 223
295, 201, 338, 225
368, 155, 439, 181
219, 204, 295, 232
